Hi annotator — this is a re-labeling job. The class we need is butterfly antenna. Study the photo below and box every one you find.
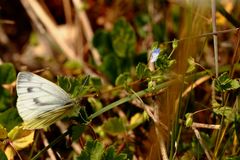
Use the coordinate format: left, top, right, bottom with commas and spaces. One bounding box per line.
75, 75, 90, 104
79, 75, 90, 95
74, 75, 91, 123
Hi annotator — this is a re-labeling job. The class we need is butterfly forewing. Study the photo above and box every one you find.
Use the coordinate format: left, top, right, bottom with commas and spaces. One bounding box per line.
16, 72, 74, 129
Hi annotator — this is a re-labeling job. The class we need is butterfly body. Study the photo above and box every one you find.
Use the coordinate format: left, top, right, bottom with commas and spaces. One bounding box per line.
16, 72, 79, 129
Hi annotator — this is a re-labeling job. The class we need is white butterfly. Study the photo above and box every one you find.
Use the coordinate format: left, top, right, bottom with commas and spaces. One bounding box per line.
16, 72, 79, 129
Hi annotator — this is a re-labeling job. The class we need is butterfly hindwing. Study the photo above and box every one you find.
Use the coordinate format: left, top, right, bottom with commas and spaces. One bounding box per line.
23, 103, 75, 129
16, 72, 74, 129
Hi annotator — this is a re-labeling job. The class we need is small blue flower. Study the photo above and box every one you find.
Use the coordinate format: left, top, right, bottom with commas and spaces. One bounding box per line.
150, 48, 160, 63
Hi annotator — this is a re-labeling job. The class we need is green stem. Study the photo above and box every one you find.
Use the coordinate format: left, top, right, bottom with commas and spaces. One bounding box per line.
88, 80, 177, 120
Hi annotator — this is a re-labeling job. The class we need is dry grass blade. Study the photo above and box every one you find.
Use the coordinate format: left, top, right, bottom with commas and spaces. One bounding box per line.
72, 0, 101, 65
192, 127, 213, 160
20, 0, 77, 60
40, 130, 57, 160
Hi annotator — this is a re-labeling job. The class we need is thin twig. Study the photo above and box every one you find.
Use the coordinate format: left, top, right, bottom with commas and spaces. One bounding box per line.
20, 0, 46, 34
63, 0, 73, 25
131, 99, 155, 121
164, 28, 239, 44
72, 0, 101, 65
31, 130, 70, 160
182, 75, 211, 97
0, 19, 15, 24
131, 98, 168, 131
55, 121, 82, 154
155, 128, 168, 160
180, 119, 220, 129
175, 75, 211, 115
191, 122, 220, 129
40, 130, 57, 160
119, 88, 169, 131
8, 141, 23, 160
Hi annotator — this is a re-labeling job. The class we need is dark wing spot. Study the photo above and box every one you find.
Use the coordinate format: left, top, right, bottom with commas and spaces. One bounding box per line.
65, 101, 73, 105
33, 98, 41, 104
27, 87, 34, 93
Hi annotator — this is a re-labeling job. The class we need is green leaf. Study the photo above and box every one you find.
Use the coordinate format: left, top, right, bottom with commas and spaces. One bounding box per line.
7, 126, 34, 150
186, 57, 196, 73
155, 54, 175, 72
230, 79, 240, 90
0, 150, 7, 160
0, 108, 22, 131
70, 124, 86, 141
148, 80, 155, 90
29, 32, 38, 46
0, 63, 16, 84
172, 39, 178, 49
58, 76, 81, 95
93, 30, 114, 57
64, 60, 82, 70
114, 154, 129, 160
185, 113, 193, 127
88, 97, 103, 111
0, 63, 16, 111
152, 22, 166, 42
215, 72, 240, 92
111, 18, 136, 58
115, 72, 131, 86
180, 151, 195, 160
134, 14, 151, 38
211, 99, 221, 108
199, 132, 213, 150
102, 117, 126, 136
103, 146, 128, 160
100, 55, 119, 83
77, 140, 128, 160
58, 75, 90, 98
190, 132, 212, 158
136, 63, 151, 79
0, 125, 8, 140
77, 140, 104, 160
128, 112, 148, 130
0, 87, 12, 111
191, 136, 204, 158
150, 42, 159, 50
213, 106, 235, 122
102, 147, 115, 160
90, 77, 102, 90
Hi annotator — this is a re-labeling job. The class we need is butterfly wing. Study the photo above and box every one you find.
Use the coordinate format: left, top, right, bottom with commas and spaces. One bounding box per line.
23, 103, 76, 129
16, 72, 75, 129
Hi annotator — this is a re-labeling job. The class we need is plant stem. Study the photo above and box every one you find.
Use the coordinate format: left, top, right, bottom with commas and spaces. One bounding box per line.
88, 80, 177, 120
